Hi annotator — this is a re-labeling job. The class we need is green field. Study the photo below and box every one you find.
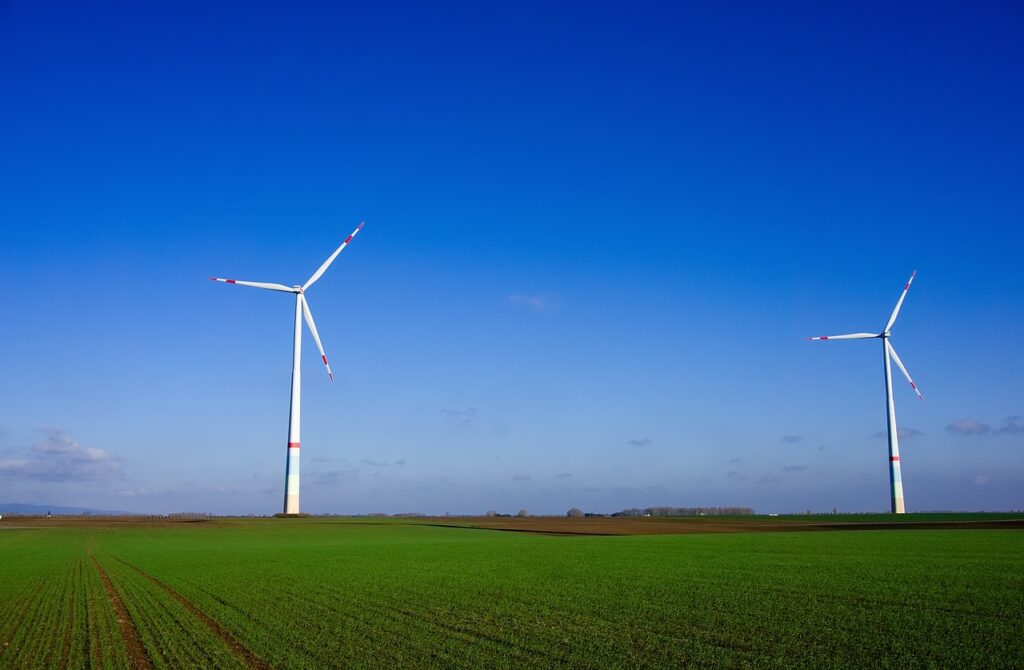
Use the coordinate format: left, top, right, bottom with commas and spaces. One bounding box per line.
1, 518, 1021, 669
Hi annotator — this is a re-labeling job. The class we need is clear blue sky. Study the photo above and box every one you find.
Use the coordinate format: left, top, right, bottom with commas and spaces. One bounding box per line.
1, 1, 1021, 515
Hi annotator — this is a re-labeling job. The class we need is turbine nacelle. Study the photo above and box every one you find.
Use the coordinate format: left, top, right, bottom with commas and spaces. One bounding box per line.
209, 222, 365, 384
807, 271, 921, 400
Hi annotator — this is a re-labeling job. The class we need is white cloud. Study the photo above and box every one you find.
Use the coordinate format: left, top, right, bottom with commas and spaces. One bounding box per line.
0, 429, 120, 482
946, 419, 991, 436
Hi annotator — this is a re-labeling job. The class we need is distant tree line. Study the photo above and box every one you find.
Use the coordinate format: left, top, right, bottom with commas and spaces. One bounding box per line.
611, 506, 754, 517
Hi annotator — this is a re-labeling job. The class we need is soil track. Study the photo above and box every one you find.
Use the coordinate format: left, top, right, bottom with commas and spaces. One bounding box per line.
58, 559, 78, 670
111, 556, 270, 670
425, 516, 1024, 536
88, 549, 153, 670
1, 516, 217, 529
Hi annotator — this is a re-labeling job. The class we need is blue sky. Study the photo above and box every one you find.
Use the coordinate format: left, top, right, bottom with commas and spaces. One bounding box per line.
1, 1, 1022, 515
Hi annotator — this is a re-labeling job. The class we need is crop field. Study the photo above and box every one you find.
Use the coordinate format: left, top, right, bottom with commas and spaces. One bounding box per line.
1, 516, 1022, 669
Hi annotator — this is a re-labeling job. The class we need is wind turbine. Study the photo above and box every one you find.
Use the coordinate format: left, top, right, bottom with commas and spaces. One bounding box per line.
809, 271, 923, 514
210, 222, 364, 515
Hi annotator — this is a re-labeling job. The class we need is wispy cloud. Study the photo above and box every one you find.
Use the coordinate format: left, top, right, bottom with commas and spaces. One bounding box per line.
0, 429, 119, 482
944, 416, 1022, 436
308, 469, 359, 487
311, 455, 348, 464
946, 419, 991, 436
756, 475, 780, 485
512, 473, 531, 482
974, 474, 990, 486
360, 458, 406, 468
729, 457, 742, 464
508, 293, 556, 312
782, 465, 807, 473
442, 408, 478, 425
996, 416, 1024, 435
781, 434, 802, 444
555, 472, 572, 479
871, 426, 923, 440
627, 437, 653, 447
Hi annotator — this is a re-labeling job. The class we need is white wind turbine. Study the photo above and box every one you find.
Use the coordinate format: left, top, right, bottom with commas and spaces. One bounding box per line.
210, 222, 364, 514
809, 271, 923, 514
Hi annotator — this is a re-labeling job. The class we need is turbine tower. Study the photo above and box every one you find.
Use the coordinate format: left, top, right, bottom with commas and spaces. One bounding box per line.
809, 271, 923, 514
210, 223, 364, 514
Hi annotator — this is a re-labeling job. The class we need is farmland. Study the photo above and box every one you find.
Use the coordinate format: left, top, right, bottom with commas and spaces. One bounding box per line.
1, 516, 1022, 669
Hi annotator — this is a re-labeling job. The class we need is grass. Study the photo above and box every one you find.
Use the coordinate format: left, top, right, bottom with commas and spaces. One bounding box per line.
1, 518, 1021, 668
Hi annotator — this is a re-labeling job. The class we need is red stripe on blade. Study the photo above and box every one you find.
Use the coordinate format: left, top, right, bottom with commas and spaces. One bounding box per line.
890, 456, 900, 462
288, 442, 300, 448
226, 279, 236, 284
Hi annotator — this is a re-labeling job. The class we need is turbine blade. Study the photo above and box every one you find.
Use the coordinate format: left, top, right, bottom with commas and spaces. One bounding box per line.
884, 271, 916, 332
303, 222, 364, 291
209, 277, 295, 293
886, 341, 923, 400
807, 333, 879, 341
300, 295, 334, 381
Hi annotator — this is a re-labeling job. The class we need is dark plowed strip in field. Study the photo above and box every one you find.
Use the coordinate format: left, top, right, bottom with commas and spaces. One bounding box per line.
112, 556, 270, 670
88, 550, 153, 670
423, 522, 618, 536
436, 517, 1024, 536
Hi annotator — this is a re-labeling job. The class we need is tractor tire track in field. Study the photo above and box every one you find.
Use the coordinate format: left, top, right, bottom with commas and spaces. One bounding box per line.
84, 560, 102, 669
88, 549, 154, 670
58, 558, 78, 670
111, 555, 270, 670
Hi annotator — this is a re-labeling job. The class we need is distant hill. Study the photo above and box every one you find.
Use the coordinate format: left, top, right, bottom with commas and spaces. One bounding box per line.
0, 503, 131, 516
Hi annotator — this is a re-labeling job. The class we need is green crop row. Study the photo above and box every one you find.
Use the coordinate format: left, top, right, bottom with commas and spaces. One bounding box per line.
3, 521, 1023, 668
0, 532, 130, 669
97, 552, 250, 669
